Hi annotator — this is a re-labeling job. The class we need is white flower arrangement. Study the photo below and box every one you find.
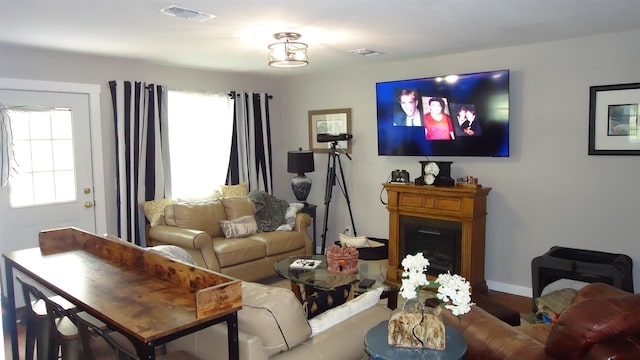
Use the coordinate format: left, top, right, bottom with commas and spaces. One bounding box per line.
400, 252, 474, 316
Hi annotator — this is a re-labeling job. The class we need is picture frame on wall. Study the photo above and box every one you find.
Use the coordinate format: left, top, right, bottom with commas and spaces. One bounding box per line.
308, 108, 352, 153
589, 82, 640, 155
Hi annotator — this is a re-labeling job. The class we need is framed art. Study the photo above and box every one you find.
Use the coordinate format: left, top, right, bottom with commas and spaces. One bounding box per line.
589, 82, 640, 155
308, 108, 352, 153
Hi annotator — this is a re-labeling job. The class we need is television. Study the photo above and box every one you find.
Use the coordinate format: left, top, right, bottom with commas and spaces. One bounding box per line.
376, 69, 509, 157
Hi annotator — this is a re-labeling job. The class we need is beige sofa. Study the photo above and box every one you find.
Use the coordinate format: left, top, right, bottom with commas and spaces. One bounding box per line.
147, 197, 313, 282
167, 282, 392, 360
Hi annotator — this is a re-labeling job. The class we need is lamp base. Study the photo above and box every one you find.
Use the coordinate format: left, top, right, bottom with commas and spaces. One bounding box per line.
291, 175, 312, 203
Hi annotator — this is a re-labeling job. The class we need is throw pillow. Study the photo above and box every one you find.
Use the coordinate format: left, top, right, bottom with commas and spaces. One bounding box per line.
308, 287, 383, 336
219, 215, 258, 238
276, 203, 304, 231
141, 198, 175, 226
221, 197, 255, 220
301, 284, 353, 319
220, 183, 248, 198
339, 233, 370, 248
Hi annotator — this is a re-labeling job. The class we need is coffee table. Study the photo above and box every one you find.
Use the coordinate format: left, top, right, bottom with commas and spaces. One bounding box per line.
274, 255, 399, 309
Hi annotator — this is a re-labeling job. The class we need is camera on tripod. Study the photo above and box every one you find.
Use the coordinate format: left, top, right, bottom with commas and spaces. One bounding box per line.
317, 133, 353, 143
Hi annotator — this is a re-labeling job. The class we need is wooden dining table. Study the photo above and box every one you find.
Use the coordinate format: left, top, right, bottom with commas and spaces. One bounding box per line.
3, 227, 243, 360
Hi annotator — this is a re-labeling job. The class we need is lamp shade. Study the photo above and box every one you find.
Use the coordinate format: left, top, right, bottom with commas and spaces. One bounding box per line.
287, 149, 315, 174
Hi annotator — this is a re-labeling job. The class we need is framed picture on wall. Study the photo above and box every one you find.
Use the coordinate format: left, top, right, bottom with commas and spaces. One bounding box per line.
589, 82, 640, 155
308, 108, 352, 153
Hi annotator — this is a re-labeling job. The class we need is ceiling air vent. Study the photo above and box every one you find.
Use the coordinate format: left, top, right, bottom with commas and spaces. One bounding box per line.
348, 48, 383, 56
160, 6, 215, 22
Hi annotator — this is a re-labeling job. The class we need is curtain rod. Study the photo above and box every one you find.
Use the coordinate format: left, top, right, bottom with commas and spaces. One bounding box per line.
228, 91, 273, 100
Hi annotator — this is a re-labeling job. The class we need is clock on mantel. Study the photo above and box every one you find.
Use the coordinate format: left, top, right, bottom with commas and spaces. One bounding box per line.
415, 161, 455, 186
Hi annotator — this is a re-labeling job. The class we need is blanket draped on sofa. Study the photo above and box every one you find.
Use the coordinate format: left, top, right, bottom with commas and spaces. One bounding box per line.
249, 190, 289, 232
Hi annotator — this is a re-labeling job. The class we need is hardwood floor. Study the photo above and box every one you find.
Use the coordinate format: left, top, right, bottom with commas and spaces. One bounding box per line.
486, 289, 533, 315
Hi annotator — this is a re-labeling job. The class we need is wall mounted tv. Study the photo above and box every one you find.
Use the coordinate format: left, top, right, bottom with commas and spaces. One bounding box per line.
376, 69, 509, 157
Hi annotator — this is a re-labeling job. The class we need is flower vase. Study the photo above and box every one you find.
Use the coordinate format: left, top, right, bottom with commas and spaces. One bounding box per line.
387, 298, 446, 350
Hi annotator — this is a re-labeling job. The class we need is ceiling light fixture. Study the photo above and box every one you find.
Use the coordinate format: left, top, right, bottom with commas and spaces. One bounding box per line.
268, 32, 308, 68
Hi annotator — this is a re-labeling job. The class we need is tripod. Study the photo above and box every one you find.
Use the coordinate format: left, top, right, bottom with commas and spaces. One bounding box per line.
319, 141, 356, 254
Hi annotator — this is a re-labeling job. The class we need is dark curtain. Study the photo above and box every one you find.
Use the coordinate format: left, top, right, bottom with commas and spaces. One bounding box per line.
109, 80, 167, 245
226, 92, 274, 193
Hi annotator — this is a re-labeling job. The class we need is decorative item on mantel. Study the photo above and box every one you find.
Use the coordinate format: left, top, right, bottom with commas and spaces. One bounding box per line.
326, 243, 358, 274
388, 252, 474, 350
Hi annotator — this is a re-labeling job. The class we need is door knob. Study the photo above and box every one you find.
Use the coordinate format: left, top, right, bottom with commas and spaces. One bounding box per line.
84, 188, 92, 194
84, 201, 94, 208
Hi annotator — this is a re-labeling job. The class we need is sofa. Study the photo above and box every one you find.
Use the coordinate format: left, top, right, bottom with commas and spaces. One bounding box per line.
146, 195, 313, 282
441, 282, 640, 359
166, 281, 392, 360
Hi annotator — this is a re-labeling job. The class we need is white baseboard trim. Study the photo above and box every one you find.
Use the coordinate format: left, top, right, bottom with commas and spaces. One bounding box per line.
486, 280, 532, 298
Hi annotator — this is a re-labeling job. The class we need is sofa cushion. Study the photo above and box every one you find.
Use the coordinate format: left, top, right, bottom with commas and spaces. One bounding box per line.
301, 284, 353, 319
239, 282, 311, 356
212, 237, 266, 267
248, 231, 306, 256
222, 197, 255, 220
164, 200, 225, 237
545, 293, 640, 359
219, 215, 258, 238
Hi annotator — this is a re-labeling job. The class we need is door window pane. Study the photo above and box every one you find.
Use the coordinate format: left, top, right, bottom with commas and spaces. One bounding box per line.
7, 109, 77, 207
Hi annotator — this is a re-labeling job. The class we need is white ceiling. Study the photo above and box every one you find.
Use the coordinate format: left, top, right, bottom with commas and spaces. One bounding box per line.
3, 0, 640, 75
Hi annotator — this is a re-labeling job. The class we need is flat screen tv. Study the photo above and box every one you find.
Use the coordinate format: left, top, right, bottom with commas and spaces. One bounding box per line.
376, 69, 509, 157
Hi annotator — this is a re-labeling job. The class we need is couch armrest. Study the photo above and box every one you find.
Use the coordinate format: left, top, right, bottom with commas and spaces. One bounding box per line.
148, 225, 220, 271
441, 305, 550, 360
293, 212, 311, 232
167, 323, 269, 360
572, 282, 632, 304
274, 304, 392, 360
293, 213, 313, 255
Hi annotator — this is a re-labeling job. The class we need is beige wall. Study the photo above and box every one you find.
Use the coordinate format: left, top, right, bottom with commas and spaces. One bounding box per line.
2, 28, 640, 295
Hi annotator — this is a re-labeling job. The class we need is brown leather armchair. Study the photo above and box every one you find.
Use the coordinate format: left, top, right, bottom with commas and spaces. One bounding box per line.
441, 282, 640, 360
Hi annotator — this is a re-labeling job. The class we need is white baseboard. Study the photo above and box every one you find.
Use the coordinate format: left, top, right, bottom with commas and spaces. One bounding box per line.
486, 280, 532, 298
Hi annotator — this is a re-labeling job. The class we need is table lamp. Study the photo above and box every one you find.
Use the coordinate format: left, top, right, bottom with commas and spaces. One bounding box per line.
287, 148, 315, 204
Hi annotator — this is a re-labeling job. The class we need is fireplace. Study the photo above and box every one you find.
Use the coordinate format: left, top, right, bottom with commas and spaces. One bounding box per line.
400, 216, 462, 276
382, 183, 491, 293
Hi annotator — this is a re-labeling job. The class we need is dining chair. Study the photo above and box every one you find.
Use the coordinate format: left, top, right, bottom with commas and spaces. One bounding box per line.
15, 276, 81, 360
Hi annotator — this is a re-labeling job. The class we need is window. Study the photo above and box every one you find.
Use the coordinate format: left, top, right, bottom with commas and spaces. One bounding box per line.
7, 109, 76, 207
167, 91, 234, 199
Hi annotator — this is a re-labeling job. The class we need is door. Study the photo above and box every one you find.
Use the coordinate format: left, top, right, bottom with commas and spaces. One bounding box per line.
0, 89, 96, 257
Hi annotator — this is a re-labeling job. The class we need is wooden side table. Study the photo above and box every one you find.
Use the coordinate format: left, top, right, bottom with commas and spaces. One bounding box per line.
299, 203, 317, 254
365, 321, 466, 359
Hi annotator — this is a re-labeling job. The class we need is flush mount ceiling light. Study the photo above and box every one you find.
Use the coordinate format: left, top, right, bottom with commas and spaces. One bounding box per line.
268, 32, 308, 68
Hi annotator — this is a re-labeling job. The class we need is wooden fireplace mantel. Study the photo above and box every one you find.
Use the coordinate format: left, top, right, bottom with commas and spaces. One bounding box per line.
383, 183, 491, 293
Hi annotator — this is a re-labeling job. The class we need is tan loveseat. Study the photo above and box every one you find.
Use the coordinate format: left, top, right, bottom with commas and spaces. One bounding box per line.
147, 197, 313, 282
167, 282, 392, 360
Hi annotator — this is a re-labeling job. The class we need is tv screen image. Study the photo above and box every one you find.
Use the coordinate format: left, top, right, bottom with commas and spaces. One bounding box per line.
376, 69, 509, 157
